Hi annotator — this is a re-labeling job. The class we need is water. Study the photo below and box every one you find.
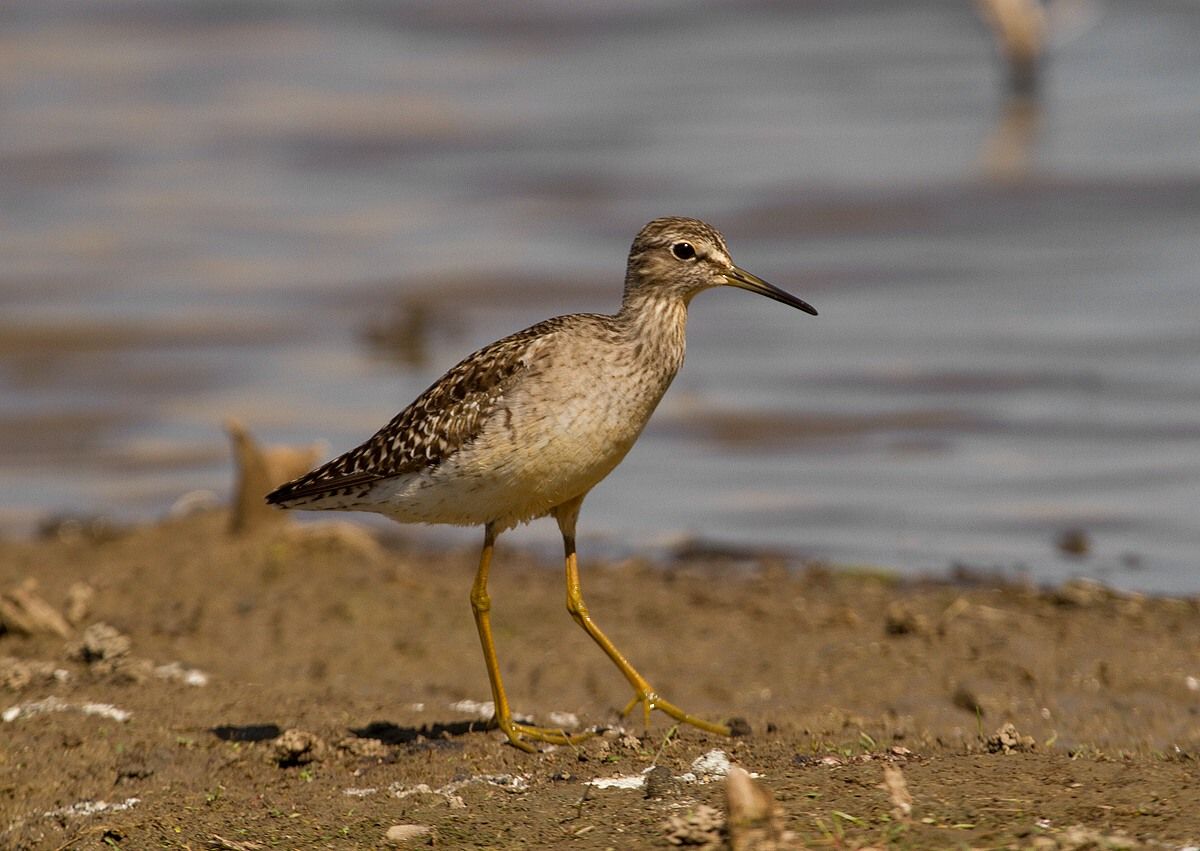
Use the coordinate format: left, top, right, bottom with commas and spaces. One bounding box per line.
2, 0, 1198, 592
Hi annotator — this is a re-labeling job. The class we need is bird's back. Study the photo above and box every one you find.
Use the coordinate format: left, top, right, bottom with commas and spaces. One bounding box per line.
266, 308, 682, 529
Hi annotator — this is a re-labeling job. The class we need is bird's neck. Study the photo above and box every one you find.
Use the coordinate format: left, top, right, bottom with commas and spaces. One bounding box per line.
616, 292, 689, 372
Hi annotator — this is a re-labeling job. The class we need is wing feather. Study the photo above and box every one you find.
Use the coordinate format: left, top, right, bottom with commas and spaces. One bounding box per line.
266, 317, 569, 507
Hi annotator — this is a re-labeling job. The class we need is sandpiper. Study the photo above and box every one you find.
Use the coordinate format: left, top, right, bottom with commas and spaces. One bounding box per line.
267, 217, 817, 751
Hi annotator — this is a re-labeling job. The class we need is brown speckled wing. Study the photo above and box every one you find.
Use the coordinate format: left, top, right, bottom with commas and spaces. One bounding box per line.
266, 316, 571, 507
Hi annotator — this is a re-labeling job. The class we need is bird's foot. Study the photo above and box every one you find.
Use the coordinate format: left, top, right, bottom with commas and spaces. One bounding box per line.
620, 690, 734, 737
491, 717, 594, 752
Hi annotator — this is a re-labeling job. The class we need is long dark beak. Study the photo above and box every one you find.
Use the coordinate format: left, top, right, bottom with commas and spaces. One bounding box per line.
723, 265, 818, 315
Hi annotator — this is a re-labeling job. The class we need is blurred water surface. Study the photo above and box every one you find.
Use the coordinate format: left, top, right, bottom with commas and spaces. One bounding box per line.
2, 0, 1198, 591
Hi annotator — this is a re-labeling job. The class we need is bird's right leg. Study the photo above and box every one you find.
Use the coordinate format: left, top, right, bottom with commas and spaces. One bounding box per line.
470, 523, 591, 751
553, 498, 732, 738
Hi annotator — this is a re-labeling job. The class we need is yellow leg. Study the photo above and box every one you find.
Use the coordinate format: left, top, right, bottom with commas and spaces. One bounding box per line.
470, 523, 593, 751
554, 499, 732, 737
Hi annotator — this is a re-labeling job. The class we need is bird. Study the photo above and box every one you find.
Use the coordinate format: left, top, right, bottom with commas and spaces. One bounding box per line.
266, 217, 817, 751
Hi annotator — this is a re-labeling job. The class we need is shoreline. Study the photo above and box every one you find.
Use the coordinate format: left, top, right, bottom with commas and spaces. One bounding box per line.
3, 509, 1198, 848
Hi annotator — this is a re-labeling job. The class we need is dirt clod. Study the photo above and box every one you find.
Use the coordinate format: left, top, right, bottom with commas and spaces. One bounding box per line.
337, 736, 390, 758
987, 722, 1036, 753
664, 804, 725, 848
271, 728, 327, 766
0, 655, 61, 690
225, 419, 324, 534
616, 732, 642, 750
68, 621, 131, 664
0, 578, 73, 637
726, 765, 798, 850
728, 716, 753, 737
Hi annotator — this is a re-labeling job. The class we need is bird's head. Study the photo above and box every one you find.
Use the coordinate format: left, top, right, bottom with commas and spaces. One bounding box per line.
622, 216, 817, 315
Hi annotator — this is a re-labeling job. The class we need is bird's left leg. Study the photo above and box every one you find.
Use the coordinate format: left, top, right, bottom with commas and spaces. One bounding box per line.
470, 523, 591, 751
553, 497, 732, 737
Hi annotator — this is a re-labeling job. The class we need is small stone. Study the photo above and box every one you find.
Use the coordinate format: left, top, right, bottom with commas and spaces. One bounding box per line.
643, 765, 674, 799
384, 824, 433, 846
690, 749, 733, 780
153, 662, 210, 687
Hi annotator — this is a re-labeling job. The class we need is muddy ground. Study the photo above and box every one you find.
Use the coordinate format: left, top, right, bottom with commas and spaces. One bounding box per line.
2, 510, 1198, 849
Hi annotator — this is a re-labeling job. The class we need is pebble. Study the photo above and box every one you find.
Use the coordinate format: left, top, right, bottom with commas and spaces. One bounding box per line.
643, 765, 673, 799
385, 824, 433, 845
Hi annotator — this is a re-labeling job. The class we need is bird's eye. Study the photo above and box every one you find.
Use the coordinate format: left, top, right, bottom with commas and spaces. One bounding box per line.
671, 242, 696, 261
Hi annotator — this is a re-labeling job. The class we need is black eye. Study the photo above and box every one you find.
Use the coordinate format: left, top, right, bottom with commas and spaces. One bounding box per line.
671, 242, 696, 260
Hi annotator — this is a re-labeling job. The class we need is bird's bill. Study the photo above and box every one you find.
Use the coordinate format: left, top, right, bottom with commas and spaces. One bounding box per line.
723, 266, 818, 315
